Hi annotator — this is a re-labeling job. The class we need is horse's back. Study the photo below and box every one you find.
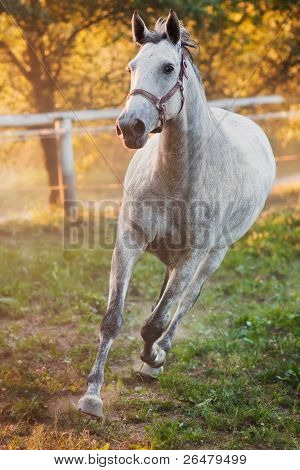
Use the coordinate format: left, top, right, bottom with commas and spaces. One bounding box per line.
207, 107, 276, 246
210, 107, 276, 191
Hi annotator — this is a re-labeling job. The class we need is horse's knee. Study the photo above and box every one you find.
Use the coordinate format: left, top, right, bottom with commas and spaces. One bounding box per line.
141, 312, 170, 343
140, 311, 170, 366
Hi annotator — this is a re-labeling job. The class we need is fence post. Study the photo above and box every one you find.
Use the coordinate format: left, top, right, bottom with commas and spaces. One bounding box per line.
58, 118, 76, 211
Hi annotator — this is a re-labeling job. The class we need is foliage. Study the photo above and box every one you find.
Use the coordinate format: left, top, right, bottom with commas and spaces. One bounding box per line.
0, 1, 299, 112
0, 0, 298, 180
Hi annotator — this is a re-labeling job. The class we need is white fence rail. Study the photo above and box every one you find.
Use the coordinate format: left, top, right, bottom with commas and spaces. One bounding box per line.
0, 109, 119, 127
0, 95, 296, 205
0, 95, 284, 128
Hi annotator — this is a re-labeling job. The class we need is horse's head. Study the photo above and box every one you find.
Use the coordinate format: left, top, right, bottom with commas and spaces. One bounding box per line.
116, 10, 188, 149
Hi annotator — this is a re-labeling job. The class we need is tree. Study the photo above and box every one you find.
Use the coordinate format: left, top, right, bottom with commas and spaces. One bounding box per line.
0, 0, 212, 203
0, 1, 157, 204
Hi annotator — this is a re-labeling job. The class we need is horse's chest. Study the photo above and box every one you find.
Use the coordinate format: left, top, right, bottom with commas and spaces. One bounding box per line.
123, 197, 216, 261
145, 203, 213, 262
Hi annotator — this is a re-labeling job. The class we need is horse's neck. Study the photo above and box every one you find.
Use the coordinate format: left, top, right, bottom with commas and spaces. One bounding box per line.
155, 62, 213, 196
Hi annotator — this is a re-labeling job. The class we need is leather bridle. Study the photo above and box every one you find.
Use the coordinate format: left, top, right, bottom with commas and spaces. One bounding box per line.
123, 47, 188, 134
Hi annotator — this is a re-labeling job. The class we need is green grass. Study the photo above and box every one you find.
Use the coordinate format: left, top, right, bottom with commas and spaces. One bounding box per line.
0, 205, 299, 449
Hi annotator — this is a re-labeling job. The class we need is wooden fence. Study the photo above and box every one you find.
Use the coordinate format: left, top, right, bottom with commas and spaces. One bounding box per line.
0, 95, 296, 205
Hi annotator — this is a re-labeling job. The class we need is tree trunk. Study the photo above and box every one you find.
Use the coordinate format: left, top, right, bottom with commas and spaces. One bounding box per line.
32, 86, 61, 206
23, 31, 62, 206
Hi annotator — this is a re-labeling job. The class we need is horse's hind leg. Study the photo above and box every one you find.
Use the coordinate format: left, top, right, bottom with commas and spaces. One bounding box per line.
77, 236, 143, 418
158, 248, 228, 354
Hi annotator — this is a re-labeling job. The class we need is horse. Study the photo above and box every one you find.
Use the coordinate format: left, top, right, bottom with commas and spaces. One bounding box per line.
78, 10, 276, 418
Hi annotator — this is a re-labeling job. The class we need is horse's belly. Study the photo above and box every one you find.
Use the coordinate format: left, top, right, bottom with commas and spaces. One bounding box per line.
146, 233, 194, 266
145, 210, 219, 263
212, 190, 269, 249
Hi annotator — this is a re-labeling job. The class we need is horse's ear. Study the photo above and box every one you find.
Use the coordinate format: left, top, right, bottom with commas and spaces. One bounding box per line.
132, 11, 148, 45
166, 9, 181, 45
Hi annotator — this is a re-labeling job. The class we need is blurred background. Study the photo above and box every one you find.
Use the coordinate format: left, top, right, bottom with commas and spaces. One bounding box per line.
0, 0, 299, 218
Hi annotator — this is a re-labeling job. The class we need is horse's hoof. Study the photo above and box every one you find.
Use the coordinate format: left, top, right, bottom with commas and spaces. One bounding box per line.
77, 394, 104, 418
139, 362, 163, 379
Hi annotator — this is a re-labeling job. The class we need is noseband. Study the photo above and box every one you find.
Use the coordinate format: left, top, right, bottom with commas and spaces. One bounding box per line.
126, 47, 188, 134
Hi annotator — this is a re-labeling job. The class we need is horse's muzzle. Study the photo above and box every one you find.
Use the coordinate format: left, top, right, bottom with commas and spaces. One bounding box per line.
116, 112, 147, 149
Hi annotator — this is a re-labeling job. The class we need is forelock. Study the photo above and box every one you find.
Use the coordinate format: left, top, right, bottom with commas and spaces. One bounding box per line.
143, 17, 198, 49
137, 16, 202, 86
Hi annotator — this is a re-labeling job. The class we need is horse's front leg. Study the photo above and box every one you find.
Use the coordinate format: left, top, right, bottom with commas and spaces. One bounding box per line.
140, 256, 201, 374
77, 237, 143, 418
158, 248, 228, 354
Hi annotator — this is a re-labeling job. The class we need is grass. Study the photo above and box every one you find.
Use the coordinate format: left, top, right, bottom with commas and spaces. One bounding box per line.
0, 195, 299, 449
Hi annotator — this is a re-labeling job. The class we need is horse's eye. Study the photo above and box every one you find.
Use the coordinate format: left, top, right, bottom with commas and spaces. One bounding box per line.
164, 64, 174, 74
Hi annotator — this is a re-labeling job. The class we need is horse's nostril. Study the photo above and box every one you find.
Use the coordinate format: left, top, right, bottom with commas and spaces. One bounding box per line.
116, 122, 122, 136
116, 115, 146, 141
133, 118, 145, 137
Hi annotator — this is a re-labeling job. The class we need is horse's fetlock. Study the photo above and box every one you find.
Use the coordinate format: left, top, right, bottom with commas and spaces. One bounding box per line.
158, 337, 172, 352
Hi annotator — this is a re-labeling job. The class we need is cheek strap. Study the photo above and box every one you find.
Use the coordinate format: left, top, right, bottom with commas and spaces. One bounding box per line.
125, 48, 188, 134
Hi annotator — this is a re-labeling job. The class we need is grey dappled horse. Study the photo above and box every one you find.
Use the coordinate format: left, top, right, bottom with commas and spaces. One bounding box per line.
78, 10, 275, 417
